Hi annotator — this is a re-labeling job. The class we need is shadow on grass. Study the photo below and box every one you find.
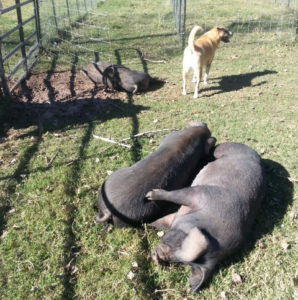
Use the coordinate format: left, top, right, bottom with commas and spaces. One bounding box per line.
200, 70, 277, 97
202, 159, 293, 289
0, 54, 149, 297
61, 119, 95, 299
134, 230, 162, 300
0, 133, 42, 240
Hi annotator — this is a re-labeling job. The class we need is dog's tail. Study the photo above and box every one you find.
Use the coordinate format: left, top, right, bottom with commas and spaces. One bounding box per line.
188, 25, 203, 51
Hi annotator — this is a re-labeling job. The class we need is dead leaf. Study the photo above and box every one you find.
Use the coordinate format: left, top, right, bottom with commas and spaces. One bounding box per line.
281, 239, 289, 250
132, 261, 138, 268
157, 231, 164, 237
1, 230, 8, 240
127, 271, 135, 280
232, 273, 242, 284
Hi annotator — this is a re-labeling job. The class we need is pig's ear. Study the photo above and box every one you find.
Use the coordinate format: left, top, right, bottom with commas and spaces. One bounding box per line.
189, 265, 207, 293
205, 137, 216, 155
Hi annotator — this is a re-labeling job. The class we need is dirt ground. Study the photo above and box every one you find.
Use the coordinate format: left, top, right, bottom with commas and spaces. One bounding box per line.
9, 70, 127, 126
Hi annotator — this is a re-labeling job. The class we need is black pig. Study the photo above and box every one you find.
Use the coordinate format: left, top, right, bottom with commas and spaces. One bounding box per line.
82, 61, 162, 93
96, 123, 216, 227
147, 142, 265, 292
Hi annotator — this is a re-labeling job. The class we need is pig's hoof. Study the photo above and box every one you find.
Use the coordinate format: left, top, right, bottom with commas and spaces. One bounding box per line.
146, 189, 161, 200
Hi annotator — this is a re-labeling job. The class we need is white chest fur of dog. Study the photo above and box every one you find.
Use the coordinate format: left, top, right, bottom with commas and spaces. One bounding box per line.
182, 25, 232, 98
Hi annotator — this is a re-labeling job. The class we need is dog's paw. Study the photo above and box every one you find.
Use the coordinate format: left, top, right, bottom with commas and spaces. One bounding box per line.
193, 93, 198, 99
182, 91, 187, 96
192, 78, 197, 83
203, 81, 208, 85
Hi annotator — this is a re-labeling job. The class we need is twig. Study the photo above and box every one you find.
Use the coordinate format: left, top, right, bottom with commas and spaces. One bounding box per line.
46, 151, 59, 169
120, 128, 177, 142
66, 145, 114, 166
154, 288, 177, 294
142, 58, 166, 64
93, 135, 131, 148
140, 51, 166, 64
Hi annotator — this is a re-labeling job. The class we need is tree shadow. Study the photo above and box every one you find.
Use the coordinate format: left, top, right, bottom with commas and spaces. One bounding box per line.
199, 70, 277, 97
202, 159, 294, 288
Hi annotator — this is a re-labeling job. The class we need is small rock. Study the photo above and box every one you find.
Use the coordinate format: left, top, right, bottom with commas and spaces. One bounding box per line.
132, 261, 138, 268
153, 119, 158, 124
107, 170, 113, 175
95, 158, 100, 163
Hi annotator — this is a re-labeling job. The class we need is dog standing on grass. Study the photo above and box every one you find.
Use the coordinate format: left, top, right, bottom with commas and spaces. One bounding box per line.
182, 25, 233, 98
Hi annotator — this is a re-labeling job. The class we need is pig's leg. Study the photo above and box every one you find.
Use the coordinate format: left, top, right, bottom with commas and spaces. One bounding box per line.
146, 187, 201, 208
149, 212, 177, 229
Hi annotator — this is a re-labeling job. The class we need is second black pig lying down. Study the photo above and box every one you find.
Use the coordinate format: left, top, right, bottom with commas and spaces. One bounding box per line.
82, 61, 163, 93
96, 123, 216, 227
147, 142, 265, 293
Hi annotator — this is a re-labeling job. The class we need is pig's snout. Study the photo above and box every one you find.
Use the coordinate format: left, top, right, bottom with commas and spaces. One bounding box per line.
152, 243, 171, 264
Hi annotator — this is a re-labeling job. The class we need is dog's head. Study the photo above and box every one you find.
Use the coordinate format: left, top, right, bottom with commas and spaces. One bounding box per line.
216, 26, 233, 43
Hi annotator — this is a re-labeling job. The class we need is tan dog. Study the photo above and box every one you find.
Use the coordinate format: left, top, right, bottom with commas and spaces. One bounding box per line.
182, 25, 233, 98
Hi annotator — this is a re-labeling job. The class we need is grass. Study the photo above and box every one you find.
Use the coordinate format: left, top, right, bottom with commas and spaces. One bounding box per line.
1, 0, 298, 299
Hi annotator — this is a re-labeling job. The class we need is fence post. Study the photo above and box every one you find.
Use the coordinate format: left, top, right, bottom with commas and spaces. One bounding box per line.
33, 0, 42, 47
0, 40, 10, 98
76, 0, 80, 16
65, 0, 71, 23
15, 0, 28, 73
181, 0, 186, 48
51, 0, 58, 31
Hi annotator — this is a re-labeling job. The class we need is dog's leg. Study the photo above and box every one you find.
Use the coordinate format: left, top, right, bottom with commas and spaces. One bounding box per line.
204, 63, 211, 85
192, 68, 197, 83
193, 65, 202, 98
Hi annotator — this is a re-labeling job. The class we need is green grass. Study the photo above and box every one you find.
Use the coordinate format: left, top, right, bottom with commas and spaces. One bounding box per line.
1, 0, 298, 299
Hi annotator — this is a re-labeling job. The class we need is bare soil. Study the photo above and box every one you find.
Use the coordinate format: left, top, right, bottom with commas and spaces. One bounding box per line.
5, 70, 131, 133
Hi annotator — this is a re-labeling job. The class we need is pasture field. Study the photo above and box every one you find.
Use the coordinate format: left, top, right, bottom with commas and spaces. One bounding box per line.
0, 0, 297, 299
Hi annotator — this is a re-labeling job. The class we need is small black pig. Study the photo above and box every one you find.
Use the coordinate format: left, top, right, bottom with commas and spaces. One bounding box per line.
147, 142, 265, 293
82, 61, 161, 93
96, 123, 216, 227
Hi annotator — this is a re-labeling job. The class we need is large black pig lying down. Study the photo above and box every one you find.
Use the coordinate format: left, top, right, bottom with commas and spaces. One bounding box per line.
82, 61, 163, 93
146, 142, 265, 293
96, 122, 216, 227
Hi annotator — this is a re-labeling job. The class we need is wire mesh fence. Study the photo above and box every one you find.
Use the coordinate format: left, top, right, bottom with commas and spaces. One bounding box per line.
0, 0, 297, 97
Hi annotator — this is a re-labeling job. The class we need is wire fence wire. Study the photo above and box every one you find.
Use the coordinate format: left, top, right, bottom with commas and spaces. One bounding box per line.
0, 0, 297, 97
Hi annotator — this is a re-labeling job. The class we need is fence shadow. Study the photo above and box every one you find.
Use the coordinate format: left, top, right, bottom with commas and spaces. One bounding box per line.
200, 70, 277, 97
0, 53, 150, 298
